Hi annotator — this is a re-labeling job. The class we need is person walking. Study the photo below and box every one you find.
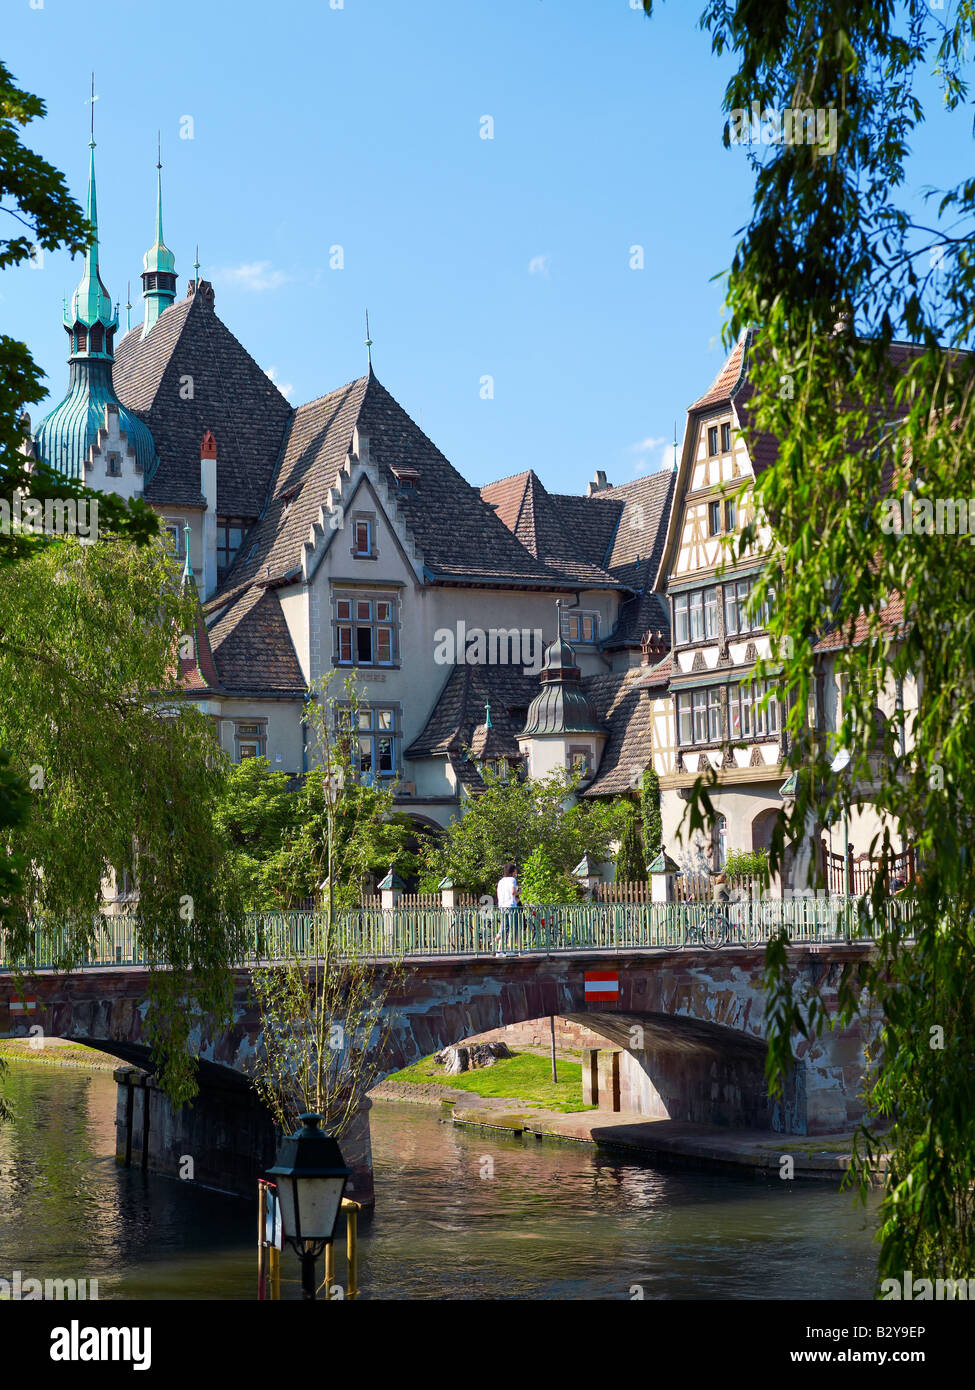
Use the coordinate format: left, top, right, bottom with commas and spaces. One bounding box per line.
495, 863, 519, 956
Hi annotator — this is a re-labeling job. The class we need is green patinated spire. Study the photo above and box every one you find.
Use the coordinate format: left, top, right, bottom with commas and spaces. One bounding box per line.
65, 134, 118, 340
141, 135, 177, 336
34, 89, 159, 483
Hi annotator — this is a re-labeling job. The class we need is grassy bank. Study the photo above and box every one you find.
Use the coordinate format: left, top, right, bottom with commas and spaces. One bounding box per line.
0, 1039, 117, 1070
389, 1050, 593, 1114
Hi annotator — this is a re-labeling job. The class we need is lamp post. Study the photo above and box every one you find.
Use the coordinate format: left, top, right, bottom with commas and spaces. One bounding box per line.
265, 1113, 351, 1300
830, 749, 852, 898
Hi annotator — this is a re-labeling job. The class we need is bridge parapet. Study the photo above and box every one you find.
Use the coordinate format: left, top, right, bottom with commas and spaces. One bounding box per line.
0, 897, 913, 972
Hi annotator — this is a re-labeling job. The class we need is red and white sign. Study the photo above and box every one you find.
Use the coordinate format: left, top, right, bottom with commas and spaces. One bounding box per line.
584, 971, 619, 1003
9, 997, 37, 1013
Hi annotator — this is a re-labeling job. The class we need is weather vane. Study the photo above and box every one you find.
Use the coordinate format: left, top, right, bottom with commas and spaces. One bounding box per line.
365, 309, 373, 368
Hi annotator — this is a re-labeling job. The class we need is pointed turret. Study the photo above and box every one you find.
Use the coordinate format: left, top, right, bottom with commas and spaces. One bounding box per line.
34, 118, 159, 482
141, 140, 177, 336
64, 136, 118, 354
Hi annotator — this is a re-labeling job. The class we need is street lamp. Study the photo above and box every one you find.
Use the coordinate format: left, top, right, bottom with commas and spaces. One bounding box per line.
266, 1113, 352, 1300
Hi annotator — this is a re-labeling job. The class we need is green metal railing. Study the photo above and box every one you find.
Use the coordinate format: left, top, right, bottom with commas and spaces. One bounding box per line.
0, 896, 914, 972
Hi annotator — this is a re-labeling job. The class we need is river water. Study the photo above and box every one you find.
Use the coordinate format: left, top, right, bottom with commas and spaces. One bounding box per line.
0, 1060, 880, 1300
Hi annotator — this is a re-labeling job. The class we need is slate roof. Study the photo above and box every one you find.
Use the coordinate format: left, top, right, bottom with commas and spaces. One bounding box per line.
114, 284, 292, 516
591, 472, 676, 649
580, 668, 659, 797
480, 471, 622, 587
205, 585, 306, 697
405, 663, 537, 759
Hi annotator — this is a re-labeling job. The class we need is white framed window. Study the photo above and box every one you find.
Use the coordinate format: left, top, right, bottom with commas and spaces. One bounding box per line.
720, 422, 732, 452
708, 499, 721, 535
673, 587, 717, 645
707, 426, 719, 456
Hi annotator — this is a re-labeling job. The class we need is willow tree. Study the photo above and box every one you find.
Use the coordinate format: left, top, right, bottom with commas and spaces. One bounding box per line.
640, 0, 975, 1284
0, 538, 245, 1103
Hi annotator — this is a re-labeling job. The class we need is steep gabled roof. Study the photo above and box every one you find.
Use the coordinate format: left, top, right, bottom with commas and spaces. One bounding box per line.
689, 331, 751, 412
114, 286, 292, 515
222, 373, 578, 593
481, 470, 622, 587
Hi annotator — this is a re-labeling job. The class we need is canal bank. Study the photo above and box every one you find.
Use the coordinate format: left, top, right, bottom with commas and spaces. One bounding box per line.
370, 1061, 883, 1182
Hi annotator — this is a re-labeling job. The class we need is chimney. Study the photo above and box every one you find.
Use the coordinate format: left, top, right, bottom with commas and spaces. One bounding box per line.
586, 469, 610, 497
201, 430, 218, 599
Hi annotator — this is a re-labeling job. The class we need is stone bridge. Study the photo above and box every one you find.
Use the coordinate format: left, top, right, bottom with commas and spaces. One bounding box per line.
0, 944, 875, 1204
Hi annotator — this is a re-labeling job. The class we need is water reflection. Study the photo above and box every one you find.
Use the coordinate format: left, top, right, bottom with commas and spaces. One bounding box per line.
0, 1064, 878, 1300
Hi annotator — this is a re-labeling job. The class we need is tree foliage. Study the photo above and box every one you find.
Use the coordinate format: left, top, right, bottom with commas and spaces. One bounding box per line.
251, 933, 401, 1142
0, 539, 245, 1103
424, 769, 627, 897
615, 813, 646, 883
519, 844, 579, 905
641, 768, 662, 863
0, 65, 162, 1110
641, 0, 975, 1285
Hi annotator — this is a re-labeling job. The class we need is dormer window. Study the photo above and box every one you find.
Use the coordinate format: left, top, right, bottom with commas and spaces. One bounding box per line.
392, 466, 420, 490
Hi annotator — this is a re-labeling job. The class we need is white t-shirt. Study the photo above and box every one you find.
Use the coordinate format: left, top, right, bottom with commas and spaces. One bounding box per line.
496, 876, 518, 909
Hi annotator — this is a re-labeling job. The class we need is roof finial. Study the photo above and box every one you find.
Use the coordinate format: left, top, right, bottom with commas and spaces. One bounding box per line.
86, 72, 98, 147
673, 420, 679, 472
365, 308, 373, 370
484, 700, 492, 729
193, 244, 201, 288
125, 281, 132, 332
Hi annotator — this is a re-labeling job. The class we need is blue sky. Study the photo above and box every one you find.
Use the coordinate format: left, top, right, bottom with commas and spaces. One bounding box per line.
3, 0, 970, 496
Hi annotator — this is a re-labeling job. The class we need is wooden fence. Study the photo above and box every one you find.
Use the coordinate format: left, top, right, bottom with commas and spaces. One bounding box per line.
821, 841, 918, 897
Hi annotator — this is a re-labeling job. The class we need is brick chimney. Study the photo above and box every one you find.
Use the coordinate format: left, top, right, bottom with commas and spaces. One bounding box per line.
201, 430, 218, 599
